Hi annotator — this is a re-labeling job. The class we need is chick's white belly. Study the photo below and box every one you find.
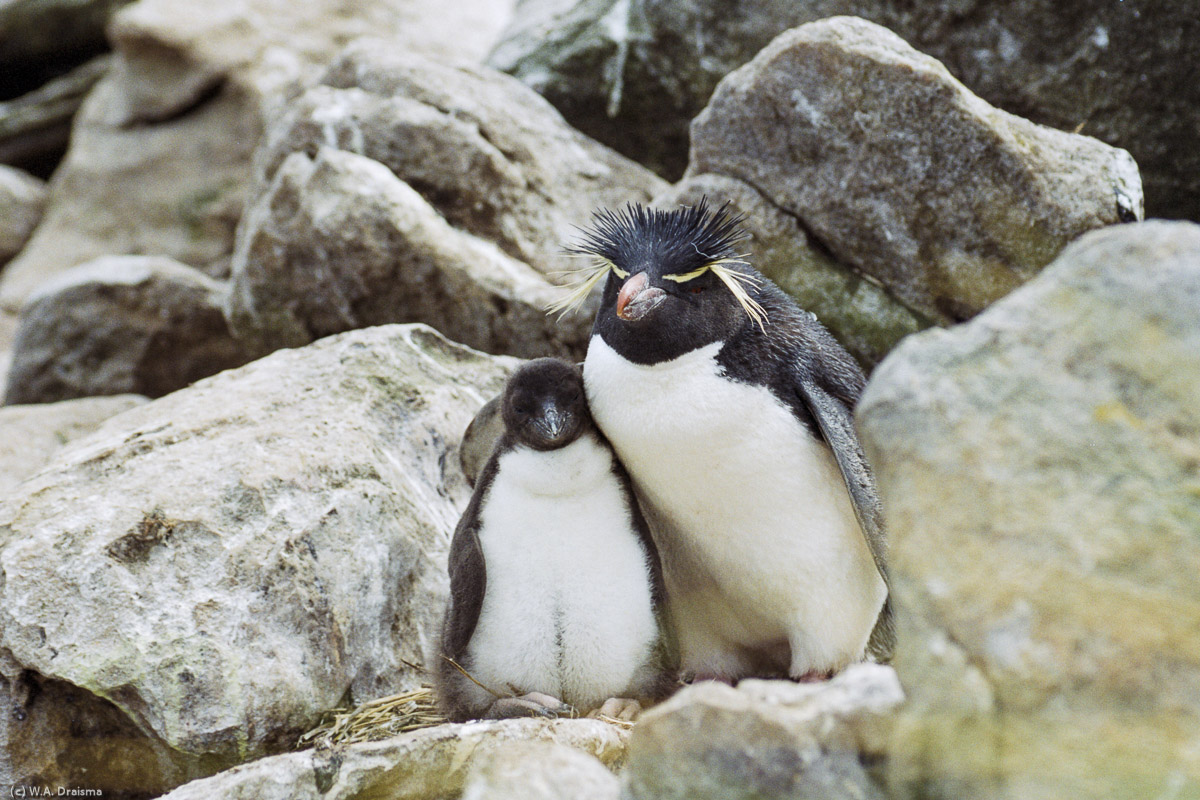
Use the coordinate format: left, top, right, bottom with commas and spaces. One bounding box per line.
584, 336, 886, 676
465, 452, 658, 709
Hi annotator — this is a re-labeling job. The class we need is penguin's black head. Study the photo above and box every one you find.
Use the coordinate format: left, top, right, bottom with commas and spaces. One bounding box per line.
500, 358, 591, 450
552, 199, 767, 364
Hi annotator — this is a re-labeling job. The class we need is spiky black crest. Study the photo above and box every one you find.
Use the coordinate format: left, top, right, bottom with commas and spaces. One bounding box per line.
567, 198, 748, 273
548, 198, 765, 327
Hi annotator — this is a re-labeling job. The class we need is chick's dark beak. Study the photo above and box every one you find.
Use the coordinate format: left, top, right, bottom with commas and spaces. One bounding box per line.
536, 400, 567, 441
616, 272, 666, 322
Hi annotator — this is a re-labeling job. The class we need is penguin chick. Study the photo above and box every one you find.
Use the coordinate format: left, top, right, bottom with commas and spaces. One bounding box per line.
558, 199, 893, 683
436, 358, 673, 721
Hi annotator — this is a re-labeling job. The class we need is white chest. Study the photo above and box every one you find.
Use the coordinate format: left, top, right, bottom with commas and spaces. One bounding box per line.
583, 335, 886, 675
465, 435, 659, 707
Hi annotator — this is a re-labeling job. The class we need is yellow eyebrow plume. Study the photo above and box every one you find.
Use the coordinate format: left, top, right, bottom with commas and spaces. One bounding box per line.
545, 257, 624, 318
666, 258, 768, 332
708, 259, 768, 332
662, 266, 710, 283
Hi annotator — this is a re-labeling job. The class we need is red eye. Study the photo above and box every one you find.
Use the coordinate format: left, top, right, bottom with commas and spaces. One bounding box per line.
690, 285, 705, 294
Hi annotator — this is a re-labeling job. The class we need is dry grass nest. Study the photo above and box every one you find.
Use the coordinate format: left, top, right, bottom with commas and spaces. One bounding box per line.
297, 685, 446, 749
297, 685, 637, 749
298, 659, 641, 749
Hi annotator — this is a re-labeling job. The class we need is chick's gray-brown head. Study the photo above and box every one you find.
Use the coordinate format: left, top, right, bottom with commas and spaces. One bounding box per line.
554, 199, 767, 365
501, 358, 591, 450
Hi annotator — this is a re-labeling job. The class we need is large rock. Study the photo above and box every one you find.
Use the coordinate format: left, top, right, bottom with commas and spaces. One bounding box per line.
622, 664, 903, 800
0, 394, 145, 497
4, 255, 254, 405
0, 0, 516, 309
688, 17, 1140, 327
0, 324, 518, 796
490, 1, 1198, 224
462, 740, 620, 800
226, 146, 590, 361
158, 718, 628, 800
254, 39, 668, 281
856, 221, 1200, 799
0, 165, 46, 265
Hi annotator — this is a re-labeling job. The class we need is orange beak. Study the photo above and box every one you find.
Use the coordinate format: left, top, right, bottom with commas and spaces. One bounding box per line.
615, 272, 666, 322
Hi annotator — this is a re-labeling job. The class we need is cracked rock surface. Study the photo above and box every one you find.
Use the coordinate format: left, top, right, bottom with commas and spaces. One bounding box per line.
253, 39, 667, 282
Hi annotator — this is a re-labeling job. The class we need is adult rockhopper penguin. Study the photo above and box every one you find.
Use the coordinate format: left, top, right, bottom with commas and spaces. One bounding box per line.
436, 358, 673, 721
552, 200, 893, 682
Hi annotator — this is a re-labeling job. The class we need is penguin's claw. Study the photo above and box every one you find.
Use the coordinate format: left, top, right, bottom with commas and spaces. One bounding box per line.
485, 692, 572, 720
588, 697, 643, 721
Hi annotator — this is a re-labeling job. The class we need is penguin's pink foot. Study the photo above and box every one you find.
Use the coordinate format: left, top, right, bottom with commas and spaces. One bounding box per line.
588, 697, 643, 721
688, 673, 736, 685
485, 692, 572, 719
794, 669, 835, 683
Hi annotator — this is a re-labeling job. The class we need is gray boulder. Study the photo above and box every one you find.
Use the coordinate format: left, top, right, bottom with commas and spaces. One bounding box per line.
0, 394, 145, 497
4, 255, 253, 405
0, 166, 47, 266
0, 324, 517, 796
254, 39, 668, 281
157, 718, 628, 800
462, 740, 620, 800
622, 664, 903, 800
857, 221, 1200, 799
0, 0, 516, 309
688, 17, 1140, 328
491, 1, 1197, 224
227, 146, 590, 362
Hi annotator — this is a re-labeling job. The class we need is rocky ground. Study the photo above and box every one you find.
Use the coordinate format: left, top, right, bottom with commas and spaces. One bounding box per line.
0, 2, 1197, 799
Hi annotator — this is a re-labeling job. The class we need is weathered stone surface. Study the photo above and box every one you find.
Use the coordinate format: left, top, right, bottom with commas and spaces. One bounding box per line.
158, 718, 628, 800
256, 39, 668, 282
885, 0, 1199, 224
657, 174, 931, 368
462, 740, 620, 800
4, 255, 254, 405
622, 664, 903, 800
0, 394, 145, 497
0, 165, 46, 265
227, 146, 589, 362
689, 17, 1141, 326
0, 0, 516, 309
491, 1, 1197, 223
857, 221, 1200, 800
0, 324, 518, 796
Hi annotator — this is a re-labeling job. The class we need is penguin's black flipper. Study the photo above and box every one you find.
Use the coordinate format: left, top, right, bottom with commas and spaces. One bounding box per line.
435, 503, 491, 722
795, 378, 895, 662
443, 514, 487, 662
